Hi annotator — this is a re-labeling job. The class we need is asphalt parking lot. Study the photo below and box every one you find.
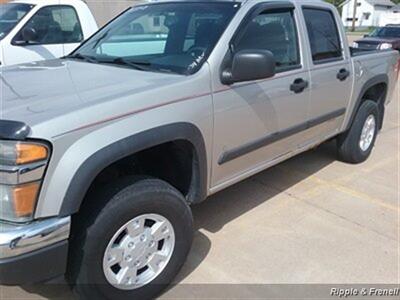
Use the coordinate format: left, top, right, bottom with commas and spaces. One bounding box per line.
1, 67, 399, 299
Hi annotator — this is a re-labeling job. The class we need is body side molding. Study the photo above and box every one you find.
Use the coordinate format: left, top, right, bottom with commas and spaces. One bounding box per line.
219, 108, 346, 165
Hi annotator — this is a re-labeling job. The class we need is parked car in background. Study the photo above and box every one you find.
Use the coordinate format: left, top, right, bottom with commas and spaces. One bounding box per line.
353, 25, 400, 51
0, 0, 98, 66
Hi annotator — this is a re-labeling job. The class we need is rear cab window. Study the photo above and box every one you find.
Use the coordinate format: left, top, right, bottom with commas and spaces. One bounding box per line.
302, 7, 343, 64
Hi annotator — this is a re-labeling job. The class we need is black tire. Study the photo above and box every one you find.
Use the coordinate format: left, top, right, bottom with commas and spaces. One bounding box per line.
67, 178, 193, 300
337, 100, 379, 164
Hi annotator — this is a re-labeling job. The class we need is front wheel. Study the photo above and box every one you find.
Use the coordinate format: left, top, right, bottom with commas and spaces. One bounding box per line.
337, 100, 379, 164
68, 178, 193, 300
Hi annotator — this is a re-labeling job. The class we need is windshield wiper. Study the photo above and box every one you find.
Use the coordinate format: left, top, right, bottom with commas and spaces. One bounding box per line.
110, 57, 152, 71
64, 53, 99, 64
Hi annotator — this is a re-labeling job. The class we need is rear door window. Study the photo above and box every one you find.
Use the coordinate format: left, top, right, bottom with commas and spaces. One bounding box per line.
302, 8, 342, 63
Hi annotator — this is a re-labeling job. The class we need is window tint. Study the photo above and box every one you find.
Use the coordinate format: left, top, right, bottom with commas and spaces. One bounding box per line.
102, 13, 169, 57
372, 27, 400, 38
15, 6, 83, 44
303, 8, 342, 62
77, 3, 239, 75
183, 13, 228, 52
0, 3, 34, 40
235, 10, 300, 70
99, 11, 230, 57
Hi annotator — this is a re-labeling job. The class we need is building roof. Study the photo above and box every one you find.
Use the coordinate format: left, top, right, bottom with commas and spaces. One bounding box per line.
341, 0, 396, 8
366, 0, 396, 7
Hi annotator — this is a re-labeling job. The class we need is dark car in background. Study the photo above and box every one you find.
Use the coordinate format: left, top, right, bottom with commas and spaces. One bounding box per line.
353, 25, 400, 51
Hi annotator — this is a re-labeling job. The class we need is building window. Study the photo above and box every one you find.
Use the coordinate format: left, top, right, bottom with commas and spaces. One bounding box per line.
153, 16, 160, 27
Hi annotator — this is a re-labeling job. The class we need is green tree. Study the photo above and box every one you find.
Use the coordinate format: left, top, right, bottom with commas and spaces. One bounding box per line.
324, 0, 347, 15
324, 0, 347, 8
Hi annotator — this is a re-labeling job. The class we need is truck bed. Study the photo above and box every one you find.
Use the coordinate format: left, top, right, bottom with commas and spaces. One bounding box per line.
350, 47, 396, 57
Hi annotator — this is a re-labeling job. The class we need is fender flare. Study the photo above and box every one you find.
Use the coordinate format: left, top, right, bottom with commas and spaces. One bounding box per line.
346, 74, 388, 131
59, 122, 208, 216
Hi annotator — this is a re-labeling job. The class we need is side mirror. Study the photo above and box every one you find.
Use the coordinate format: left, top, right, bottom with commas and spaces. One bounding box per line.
363, 34, 369, 38
221, 50, 276, 85
20, 27, 38, 44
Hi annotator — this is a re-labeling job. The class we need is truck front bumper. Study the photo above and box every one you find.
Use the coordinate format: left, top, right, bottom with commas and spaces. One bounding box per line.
0, 217, 70, 285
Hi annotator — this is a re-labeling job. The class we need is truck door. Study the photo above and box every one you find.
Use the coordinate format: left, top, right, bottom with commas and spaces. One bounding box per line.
211, 3, 311, 189
301, 7, 353, 145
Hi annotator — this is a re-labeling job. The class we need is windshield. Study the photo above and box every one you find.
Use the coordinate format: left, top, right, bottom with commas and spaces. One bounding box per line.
370, 27, 400, 38
70, 2, 240, 75
0, 3, 34, 40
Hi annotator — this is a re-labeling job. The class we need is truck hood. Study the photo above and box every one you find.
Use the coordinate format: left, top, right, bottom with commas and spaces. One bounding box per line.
0, 59, 187, 138
357, 37, 400, 44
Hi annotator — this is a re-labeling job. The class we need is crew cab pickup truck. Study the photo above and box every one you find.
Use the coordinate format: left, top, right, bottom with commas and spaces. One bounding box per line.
0, 0, 98, 66
0, 0, 398, 299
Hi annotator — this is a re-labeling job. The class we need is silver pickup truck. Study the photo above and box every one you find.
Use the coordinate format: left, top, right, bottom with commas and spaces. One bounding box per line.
0, 0, 398, 299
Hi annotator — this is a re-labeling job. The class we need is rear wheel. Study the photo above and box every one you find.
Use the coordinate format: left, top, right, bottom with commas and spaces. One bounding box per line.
68, 178, 193, 300
337, 100, 379, 164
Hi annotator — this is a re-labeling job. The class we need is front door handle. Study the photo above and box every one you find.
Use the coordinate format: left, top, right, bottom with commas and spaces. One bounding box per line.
337, 68, 350, 81
290, 78, 308, 94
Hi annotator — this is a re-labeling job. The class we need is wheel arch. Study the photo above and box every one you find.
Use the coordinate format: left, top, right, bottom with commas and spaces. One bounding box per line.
346, 74, 388, 131
59, 122, 208, 216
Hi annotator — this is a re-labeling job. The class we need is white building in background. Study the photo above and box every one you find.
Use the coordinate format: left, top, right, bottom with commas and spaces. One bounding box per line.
86, 0, 143, 26
341, 0, 400, 28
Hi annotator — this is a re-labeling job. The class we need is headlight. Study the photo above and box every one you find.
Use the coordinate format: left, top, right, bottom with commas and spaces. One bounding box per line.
0, 141, 48, 165
379, 43, 393, 50
0, 141, 50, 223
352, 42, 359, 48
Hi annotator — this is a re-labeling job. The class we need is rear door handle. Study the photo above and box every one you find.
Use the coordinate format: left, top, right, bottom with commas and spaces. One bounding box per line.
290, 78, 308, 94
337, 68, 350, 81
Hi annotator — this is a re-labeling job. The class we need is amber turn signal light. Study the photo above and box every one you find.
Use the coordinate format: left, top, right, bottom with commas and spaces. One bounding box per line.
12, 182, 40, 218
16, 143, 48, 165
